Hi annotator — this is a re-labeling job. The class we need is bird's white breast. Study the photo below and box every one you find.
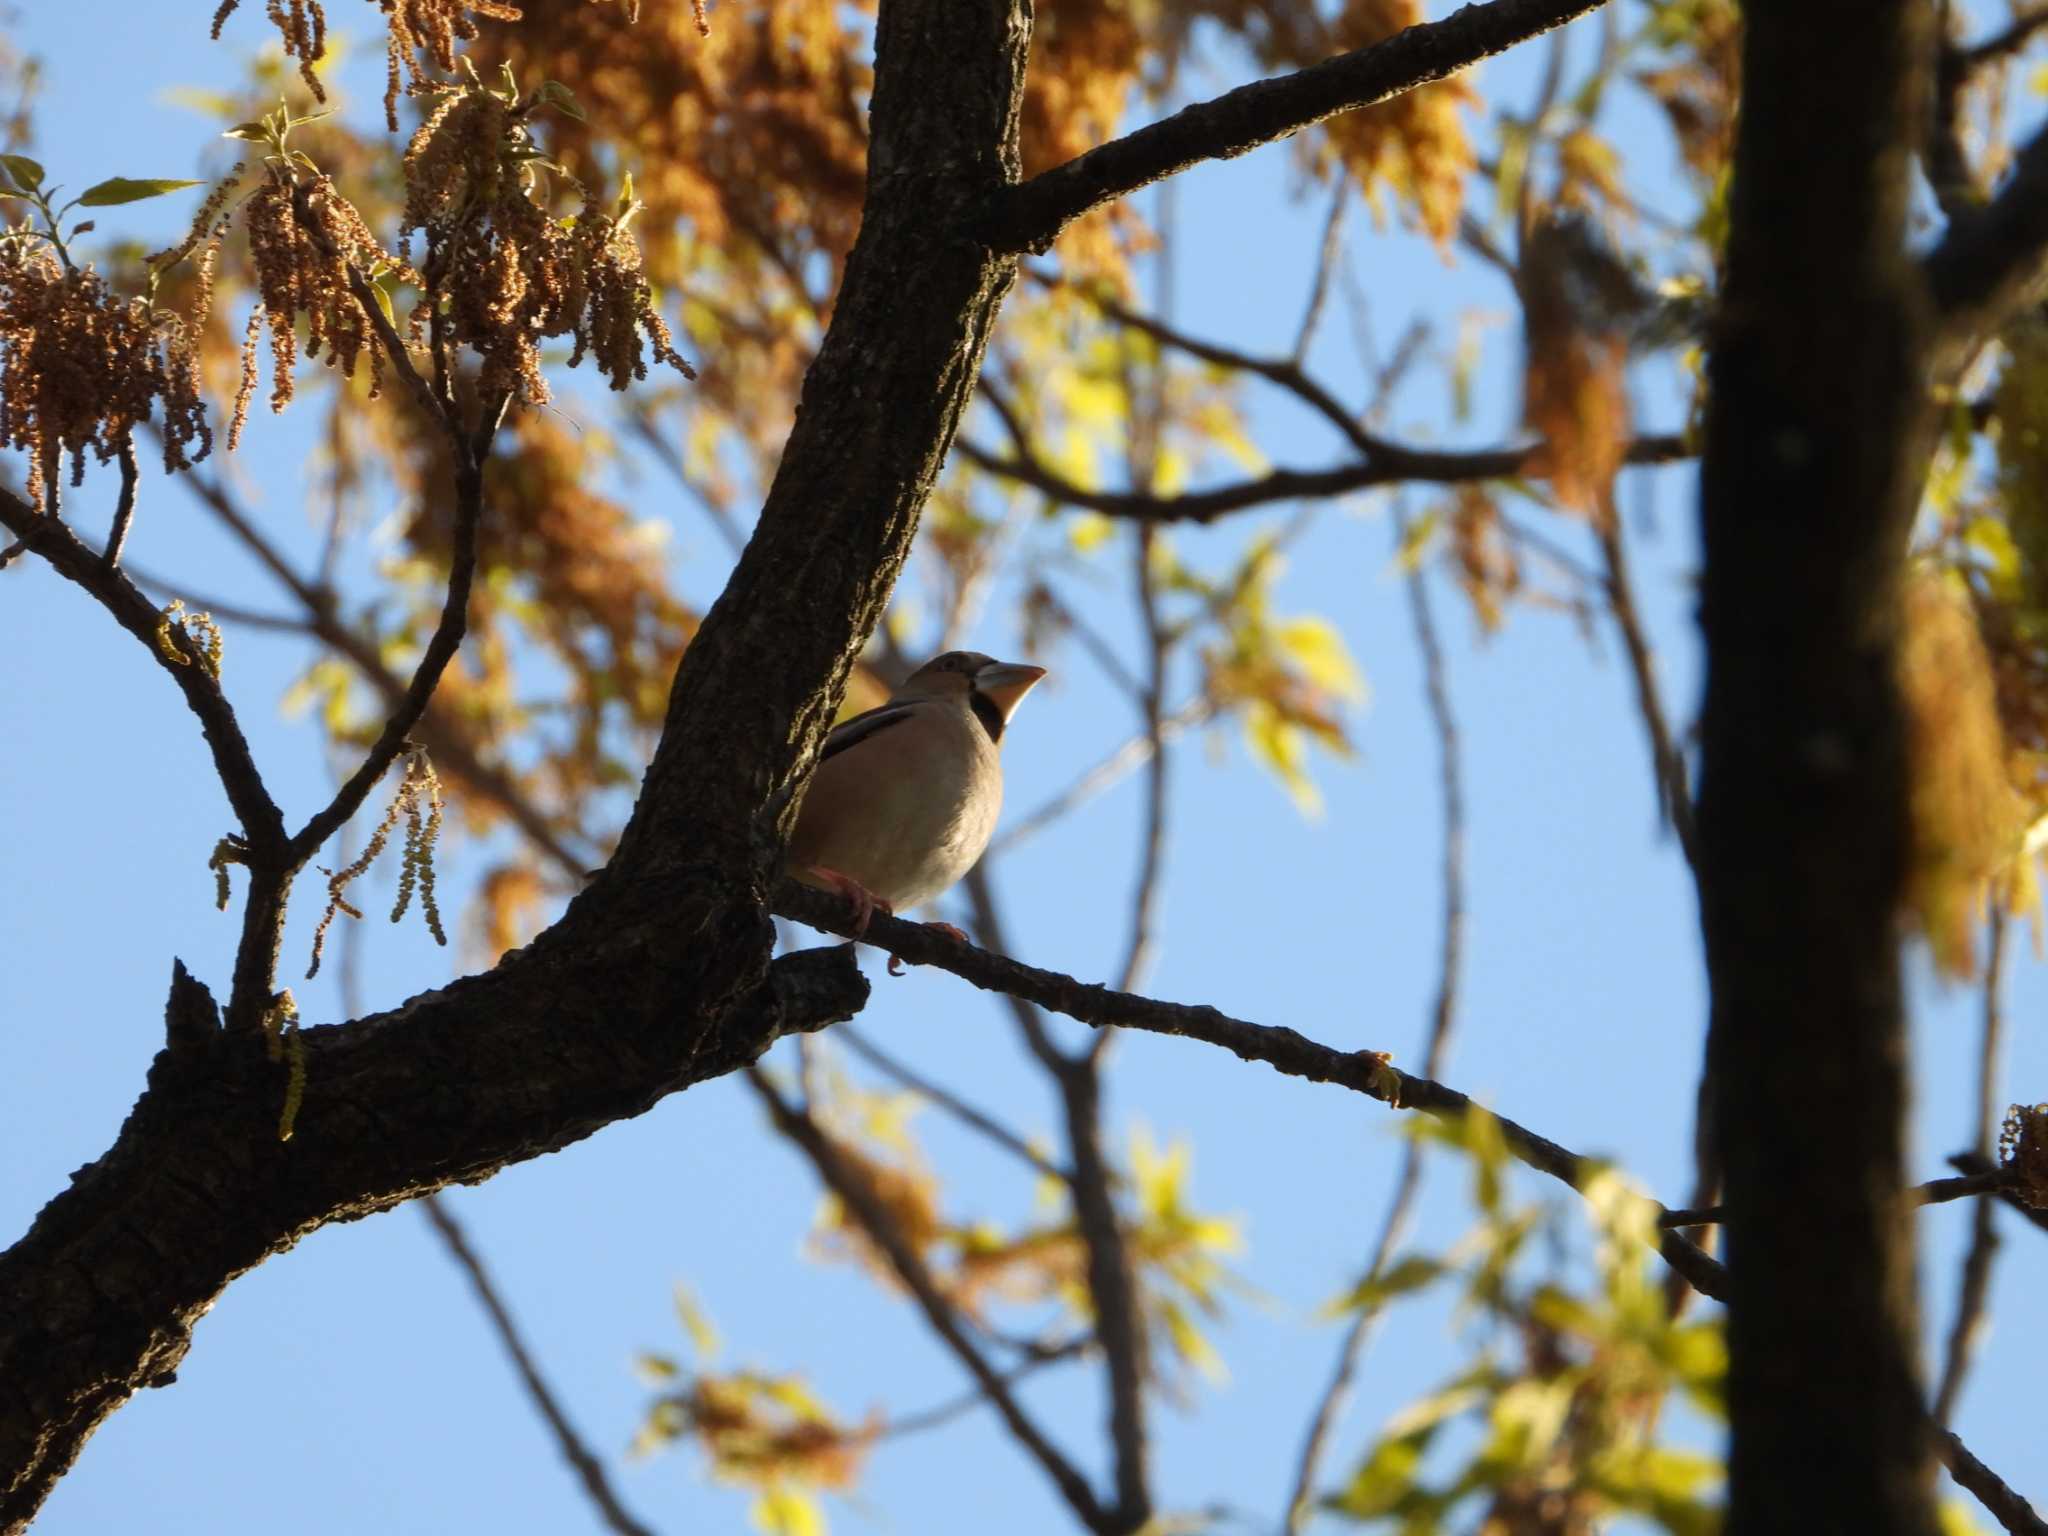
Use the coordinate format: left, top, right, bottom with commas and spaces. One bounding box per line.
789, 700, 1003, 911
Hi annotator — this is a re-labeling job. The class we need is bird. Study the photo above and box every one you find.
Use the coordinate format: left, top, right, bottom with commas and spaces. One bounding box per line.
787, 650, 1046, 968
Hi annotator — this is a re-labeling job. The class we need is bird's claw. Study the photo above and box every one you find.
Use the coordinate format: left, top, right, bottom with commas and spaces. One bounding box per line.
805, 866, 890, 941
886, 921, 970, 977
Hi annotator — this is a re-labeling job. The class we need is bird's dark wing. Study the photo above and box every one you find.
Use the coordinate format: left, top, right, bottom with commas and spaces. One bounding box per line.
820, 701, 917, 761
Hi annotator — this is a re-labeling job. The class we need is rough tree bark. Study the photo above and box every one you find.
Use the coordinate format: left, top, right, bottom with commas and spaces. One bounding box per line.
0, 0, 1028, 1527
1697, 1, 1940, 1531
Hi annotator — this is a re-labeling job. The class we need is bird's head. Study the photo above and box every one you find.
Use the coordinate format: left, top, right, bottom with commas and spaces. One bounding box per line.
899, 650, 1048, 742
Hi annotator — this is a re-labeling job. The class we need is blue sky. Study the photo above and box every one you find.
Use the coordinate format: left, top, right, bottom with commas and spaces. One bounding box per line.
4, 4, 2045, 1534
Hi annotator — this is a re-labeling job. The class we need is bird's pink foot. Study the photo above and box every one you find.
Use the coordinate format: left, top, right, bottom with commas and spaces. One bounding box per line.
803, 866, 890, 941
887, 920, 971, 977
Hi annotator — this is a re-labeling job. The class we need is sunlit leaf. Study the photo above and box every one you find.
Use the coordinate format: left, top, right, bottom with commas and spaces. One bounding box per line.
75, 176, 205, 207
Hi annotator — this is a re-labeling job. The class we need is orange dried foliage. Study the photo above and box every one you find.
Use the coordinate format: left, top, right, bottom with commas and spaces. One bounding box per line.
1448, 487, 1520, 633
1899, 574, 2022, 978
1519, 216, 1635, 517
1321, 0, 1477, 246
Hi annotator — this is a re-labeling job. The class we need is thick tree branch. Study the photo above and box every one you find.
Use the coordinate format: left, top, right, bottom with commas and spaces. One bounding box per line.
0, 942, 867, 1533
1698, 3, 1940, 1530
972, 0, 1608, 254
3, 1, 1034, 1523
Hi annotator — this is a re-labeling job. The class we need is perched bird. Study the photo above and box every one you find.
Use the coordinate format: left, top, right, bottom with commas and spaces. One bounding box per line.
788, 650, 1046, 962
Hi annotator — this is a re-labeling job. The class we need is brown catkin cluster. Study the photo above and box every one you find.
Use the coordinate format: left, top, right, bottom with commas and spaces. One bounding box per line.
212, 0, 524, 131
0, 242, 211, 509
384, 0, 525, 130
401, 88, 692, 404
212, 0, 329, 101
236, 172, 411, 434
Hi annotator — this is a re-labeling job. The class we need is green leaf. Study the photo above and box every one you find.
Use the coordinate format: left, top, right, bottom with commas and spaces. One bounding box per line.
223, 121, 272, 142
1328, 1254, 1446, 1314
750, 1489, 824, 1536
0, 154, 43, 193
76, 177, 204, 207
535, 79, 588, 121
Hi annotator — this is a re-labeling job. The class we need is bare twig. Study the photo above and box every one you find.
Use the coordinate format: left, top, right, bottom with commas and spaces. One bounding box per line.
0, 539, 24, 571
175, 468, 589, 879
990, 700, 1214, 858
974, 0, 1609, 253
1290, 186, 1348, 366
1281, 507, 1468, 1532
1114, 537, 1171, 997
628, 408, 747, 557
1933, 911, 2008, 1426
1938, 1429, 2048, 1536
421, 1196, 660, 1536
1928, 119, 2048, 372
1659, 1168, 2012, 1228
835, 1023, 1075, 1185
102, 440, 139, 569
877, 1341, 1087, 1440
0, 488, 287, 853
1594, 509, 1698, 866
959, 433, 1689, 524
287, 393, 511, 866
744, 1067, 1110, 1532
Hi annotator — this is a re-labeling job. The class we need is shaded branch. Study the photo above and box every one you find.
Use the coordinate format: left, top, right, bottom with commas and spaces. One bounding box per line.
973, 0, 1608, 254
743, 1068, 1111, 1532
836, 1023, 1074, 1185
1938, 1430, 2048, 1536
1932, 912, 2008, 1427
1595, 511, 1698, 866
963, 432, 1687, 523
288, 393, 509, 868
1927, 119, 2048, 373
421, 1194, 659, 1536
0, 487, 287, 853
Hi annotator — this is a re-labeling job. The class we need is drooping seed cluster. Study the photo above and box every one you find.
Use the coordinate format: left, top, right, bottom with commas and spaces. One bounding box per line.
0, 239, 210, 510
233, 171, 416, 444
212, 0, 525, 131
401, 84, 693, 405
307, 745, 447, 979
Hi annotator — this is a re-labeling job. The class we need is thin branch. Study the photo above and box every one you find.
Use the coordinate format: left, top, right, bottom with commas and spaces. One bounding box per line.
961, 433, 1688, 523
176, 468, 589, 879
1114, 533, 1170, 996
743, 1067, 1110, 1533
1933, 911, 2009, 1426
1658, 1168, 2013, 1228
877, 1341, 1087, 1440
628, 408, 747, 557
776, 882, 1696, 1263
1595, 510, 1698, 866
778, 880, 2045, 1536
1951, 1150, 2048, 1236
1056, 1054, 1152, 1531
1282, 506, 1468, 1533
287, 393, 510, 866
1290, 186, 1349, 366
973, 0, 1609, 254
101, 440, 139, 569
1938, 1429, 2048, 1536
421, 1195, 659, 1536
1963, 4, 2048, 69
0, 539, 24, 571
0, 487, 287, 852
988, 699, 1214, 858
835, 1023, 1075, 1185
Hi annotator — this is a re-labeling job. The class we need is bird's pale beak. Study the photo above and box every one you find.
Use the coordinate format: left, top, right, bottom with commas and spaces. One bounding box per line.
975, 661, 1048, 718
